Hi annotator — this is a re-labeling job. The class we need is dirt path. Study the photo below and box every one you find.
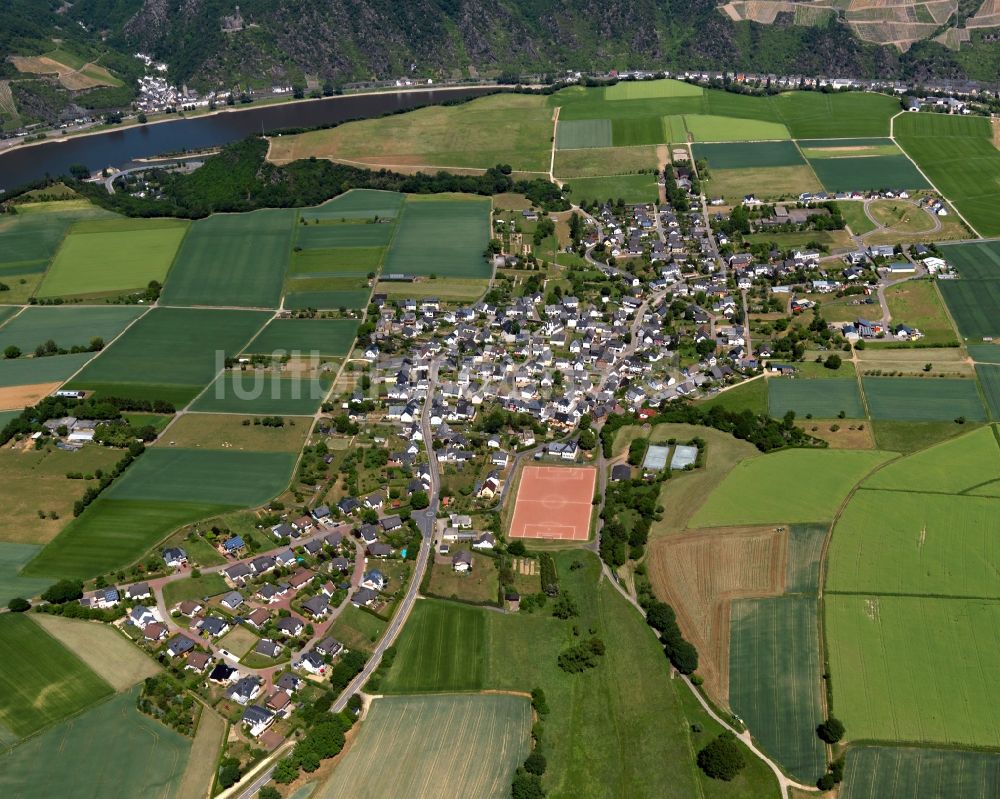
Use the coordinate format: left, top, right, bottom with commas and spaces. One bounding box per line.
549, 106, 561, 186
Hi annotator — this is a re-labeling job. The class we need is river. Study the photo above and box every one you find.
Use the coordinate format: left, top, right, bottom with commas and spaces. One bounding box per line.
0, 85, 496, 191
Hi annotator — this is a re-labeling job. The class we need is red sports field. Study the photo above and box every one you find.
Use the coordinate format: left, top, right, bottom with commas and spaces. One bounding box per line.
508, 465, 597, 541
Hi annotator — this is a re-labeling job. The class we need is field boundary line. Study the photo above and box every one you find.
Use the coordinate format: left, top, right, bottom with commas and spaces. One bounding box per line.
890, 111, 982, 239
826, 590, 1000, 600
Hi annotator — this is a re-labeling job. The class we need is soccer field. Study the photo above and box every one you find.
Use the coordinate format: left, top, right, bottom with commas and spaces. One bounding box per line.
0, 613, 112, 740
0, 306, 145, 353
318, 694, 531, 799
384, 198, 491, 278
37, 218, 188, 299
161, 209, 294, 308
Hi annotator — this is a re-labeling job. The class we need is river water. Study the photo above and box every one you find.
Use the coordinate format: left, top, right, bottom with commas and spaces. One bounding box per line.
0, 86, 495, 191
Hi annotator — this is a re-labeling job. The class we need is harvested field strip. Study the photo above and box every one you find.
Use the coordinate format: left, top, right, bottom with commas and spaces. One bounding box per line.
825, 594, 1000, 746
0, 613, 113, 739
646, 526, 786, 702
729, 596, 827, 783
0, 381, 63, 411
177, 706, 226, 799
841, 746, 1000, 799
317, 694, 532, 799
785, 523, 828, 594
30, 615, 160, 692
826, 489, 1000, 598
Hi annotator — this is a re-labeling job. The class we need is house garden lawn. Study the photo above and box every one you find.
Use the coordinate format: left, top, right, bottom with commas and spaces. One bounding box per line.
162, 573, 229, 609
0, 305, 146, 353
425, 550, 499, 604
326, 605, 386, 655
767, 377, 865, 419
863, 424, 1000, 493
693, 140, 803, 169
0, 613, 113, 740
317, 694, 532, 799
827, 489, 1000, 597
160, 413, 311, 451
268, 93, 553, 173
22, 498, 231, 580
825, 594, 1000, 747
729, 596, 827, 784
0, 687, 190, 799
218, 625, 258, 658
104, 448, 295, 506
300, 189, 404, 221
698, 377, 768, 415
30, 614, 161, 692
806, 156, 929, 193
191, 373, 330, 415
384, 198, 491, 278
566, 173, 660, 205
882, 279, 958, 345
67, 307, 271, 403
244, 318, 358, 356
871, 419, 982, 454
0, 542, 51, 605
841, 746, 1000, 799
861, 377, 986, 422
380, 552, 780, 799
38, 218, 188, 298
553, 145, 658, 177
159, 209, 295, 308
835, 200, 877, 235
286, 246, 384, 276
703, 166, 822, 202
294, 221, 394, 249
689, 448, 893, 527
0, 445, 123, 545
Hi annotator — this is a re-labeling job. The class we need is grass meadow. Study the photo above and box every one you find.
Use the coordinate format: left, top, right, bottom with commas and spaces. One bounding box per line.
162, 413, 311, 451
38, 218, 188, 298
729, 597, 826, 783
861, 377, 986, 422
881, 279, 958, 346
0, 687, 190, 799
317, 694, 531, 799
68, 307, 270, 404
22, 498, 230, 580
689, 448, 892, 527
565, 173, 659, 205
384, 198, 491, 278
0, 305, 145, 354
380, 552, 779, 799
553, 146, 658, 178
162, 573, 229, 608
0, 613, 112, 740
704, 166, 821, 201
825, 594, 1000, 746
160, 209, 294, 308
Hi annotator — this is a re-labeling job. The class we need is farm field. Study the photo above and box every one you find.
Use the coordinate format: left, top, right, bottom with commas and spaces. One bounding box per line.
976, 364, 1000, 418
689, 448, 892, 527
301, 189, 404, 221
0, 201, 116, 270
797, 138, 898, 158
0, 613, 113, 741
105, 448, 294, 506
553, 145, 657, 177
295, 222, 394, 249
856, 345, 973, 378
605, 79, 705, 100
318, 694, 531, 799
683, 114, 790, 141
871, 420, 983, 454
704, 165, 821, 201
729, 597, 826, 783
191, 373, 330, 415
244, 318, 358, 356
565, 173, 659, 204
30, 614, 161, 691
22, 498, 230, 579
861, 377, 986, 421
612, 115, 668, 146
68, 308, 270, 405
384, 198, 491, 278
286, 246, 384, 276
283, 284, 372, 310
0, 687, 190, 799
882, 279, 958, 345
38, 218, 188, 299
0, 543, 51, 605
937, 240, 1000, 339
767, 377, 865, 418
161, 413, 311, 451
895, 113, 1000, 237
863, 425, 1000, 493
826, 489, 1000, 597
825, 594, 1000, 746
556, 118, 612, 149
647, 526, 785, 702
0, 306, 145, 354
968, 343, 1000, 363
382, 553, 779, 799
694, 140, 803, 169
806, 155, 929, 192
160, 209, 294, 308
268, 93, 554, 172
0, 352, 96, 389
841, 746, 1000, 799
0, 445, 123, 545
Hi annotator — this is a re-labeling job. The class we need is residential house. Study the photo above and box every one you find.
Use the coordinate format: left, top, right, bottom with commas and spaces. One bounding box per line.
162, 547, 188, 569
242, 705, 275, 738
227, 676, 262, 706
453, 551, 473, 573
166, 634, 196, 657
